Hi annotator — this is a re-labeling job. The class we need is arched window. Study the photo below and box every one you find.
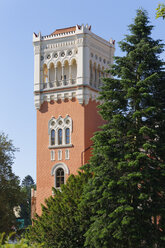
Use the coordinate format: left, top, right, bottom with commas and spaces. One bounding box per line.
56, 168, 64, 188
48, 116, 72, 148
51, 163, 69, 189
65, 128, 70, 144
71, 59, 77, 84
49, 63, 55, 83
58, 129, 62, 145
43, 64, 48, 83
51, 130, 55, 145
95, 68, 97, 82
90, 61, 93, 85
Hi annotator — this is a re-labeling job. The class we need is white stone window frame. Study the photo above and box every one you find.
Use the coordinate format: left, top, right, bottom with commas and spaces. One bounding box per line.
58, 150, 62, 160
51, 150, 55, 161
65, 149, 69, 160
51, 162, 70, 189
48, 115, 72, 148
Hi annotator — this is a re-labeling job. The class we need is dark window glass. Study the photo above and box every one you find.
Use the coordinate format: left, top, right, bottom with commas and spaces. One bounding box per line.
95, 68, 97, 81
51, 130, 55, 145
58, 129, 62, 145
65, 128, 70, 144
56, 168, 64, 187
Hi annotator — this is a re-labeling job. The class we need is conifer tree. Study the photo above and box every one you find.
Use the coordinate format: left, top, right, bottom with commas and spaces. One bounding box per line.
26, 170, 91, 248
20, 175, 35, 227
83, 10, 165, 248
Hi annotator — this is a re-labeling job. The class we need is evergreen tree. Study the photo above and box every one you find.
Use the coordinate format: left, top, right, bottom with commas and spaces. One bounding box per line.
0, 132, 24, 234
26, 170, 91, 248
20, 175, 35, 227
22, 175, 34, 188
83, 10, 165, 248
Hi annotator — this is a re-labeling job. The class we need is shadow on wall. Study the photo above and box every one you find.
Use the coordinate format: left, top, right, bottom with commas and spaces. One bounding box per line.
40, 101, 48, 113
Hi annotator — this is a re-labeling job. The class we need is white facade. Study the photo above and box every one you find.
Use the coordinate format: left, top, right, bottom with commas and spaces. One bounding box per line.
33, 24, 115, 109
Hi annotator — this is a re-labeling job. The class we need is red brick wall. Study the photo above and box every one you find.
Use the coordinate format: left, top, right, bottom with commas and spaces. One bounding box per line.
36, 98, 104, 215
36, 99, 85, 215
84, 99, 104, 164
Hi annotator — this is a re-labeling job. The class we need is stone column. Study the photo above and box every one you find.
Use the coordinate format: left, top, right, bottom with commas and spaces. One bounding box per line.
62, 65, 64, 85
47, 68, 50, 83
69, 64, 72, 84
55, 66, 58, 87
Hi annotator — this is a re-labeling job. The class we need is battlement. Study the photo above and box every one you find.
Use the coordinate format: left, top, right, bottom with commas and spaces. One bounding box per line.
33, 24, 115, 48
33, 24, 91, 41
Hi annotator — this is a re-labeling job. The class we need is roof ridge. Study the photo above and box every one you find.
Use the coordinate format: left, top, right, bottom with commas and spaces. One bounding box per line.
51, 26, 77, 35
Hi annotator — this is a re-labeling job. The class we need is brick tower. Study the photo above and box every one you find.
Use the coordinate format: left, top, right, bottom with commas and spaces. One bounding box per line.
33, 24, 115, 215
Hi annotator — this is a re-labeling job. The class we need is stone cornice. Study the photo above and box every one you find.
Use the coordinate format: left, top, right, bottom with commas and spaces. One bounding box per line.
34, 84, 99, 95
34, 86, 100, 110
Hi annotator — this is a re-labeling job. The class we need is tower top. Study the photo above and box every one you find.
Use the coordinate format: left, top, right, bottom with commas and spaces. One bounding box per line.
33, 24, 115, 109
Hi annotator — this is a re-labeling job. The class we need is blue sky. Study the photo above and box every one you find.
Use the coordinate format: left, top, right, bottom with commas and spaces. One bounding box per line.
0, 0, 164, 183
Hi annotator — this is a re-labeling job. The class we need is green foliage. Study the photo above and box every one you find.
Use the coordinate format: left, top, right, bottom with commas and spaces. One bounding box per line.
82, 9, 165, 248
0, 133, 25, 234
0, 233, 43, 247
20, 175, 35, 227
22, 175, 35, 188
156, 3, 165, 19
26, 169, 91, 248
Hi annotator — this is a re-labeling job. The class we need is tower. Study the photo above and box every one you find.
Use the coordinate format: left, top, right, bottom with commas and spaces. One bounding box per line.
33, 24, 115, 215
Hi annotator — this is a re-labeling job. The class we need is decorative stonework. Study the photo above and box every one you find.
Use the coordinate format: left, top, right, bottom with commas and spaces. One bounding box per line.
48, 115, 72, 148
51, 162, 70, 176
34, 46, 40, 55
33, 24, 115, 110
51, 162, 70, 188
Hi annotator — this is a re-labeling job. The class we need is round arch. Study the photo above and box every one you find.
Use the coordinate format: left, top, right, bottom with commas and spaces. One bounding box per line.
47, 61, 55, 69
51, 162, 70, 188
51, 162, 70, 176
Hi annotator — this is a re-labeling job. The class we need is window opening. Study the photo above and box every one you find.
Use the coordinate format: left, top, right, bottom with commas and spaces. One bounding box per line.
56, 168, 64, 187
51, 130, 55, 145
64, 75, 67, 85
65, 128, 70, 144
58, 129, 62, 145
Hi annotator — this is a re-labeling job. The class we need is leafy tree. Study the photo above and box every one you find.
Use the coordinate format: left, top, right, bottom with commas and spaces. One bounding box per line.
82, 10, 165, 248
0, 133, 24, 234
156, 3, 165, 19
0, 233, 43, 247
26, 169, 91, 248
20, 175, 35, 227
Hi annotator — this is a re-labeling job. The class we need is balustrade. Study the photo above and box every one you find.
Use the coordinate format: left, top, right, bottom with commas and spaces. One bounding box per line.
41, 78, 77, 90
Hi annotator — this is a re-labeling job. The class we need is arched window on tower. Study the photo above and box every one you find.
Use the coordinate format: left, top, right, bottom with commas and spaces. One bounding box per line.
49, 63, 55, 86
65, 128, 70, 144
56, 168, 64, 188
58, 129, 62, 145
43, 64, 48, 89
89, 60, 93, 85
71, 59, 77, 84
48, 116, 72, 148
51, 130, 55, 145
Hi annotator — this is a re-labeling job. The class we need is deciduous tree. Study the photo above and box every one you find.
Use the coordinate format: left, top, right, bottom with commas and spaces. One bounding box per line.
0, 133, 24, 234
156, 3, 165, 19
